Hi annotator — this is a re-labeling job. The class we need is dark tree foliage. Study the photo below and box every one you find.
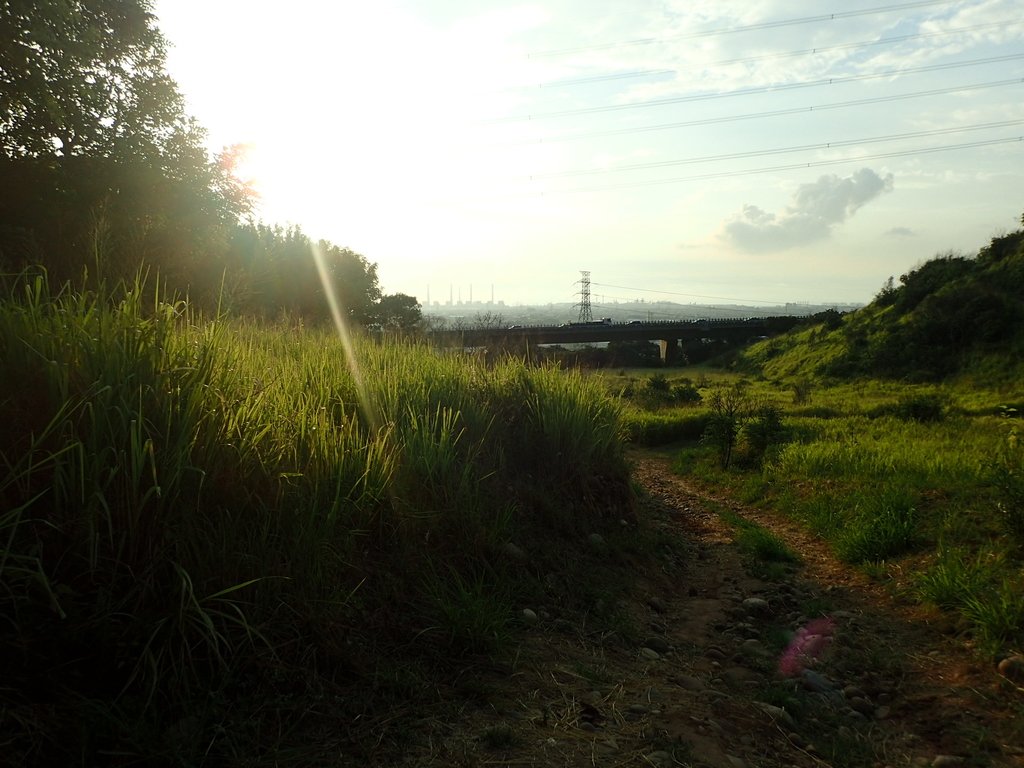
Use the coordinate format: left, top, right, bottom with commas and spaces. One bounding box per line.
0, 0, 251, 289
0, 2, 391, 322
1, 0, 179, 159
375, 293, 422, 331
226, 224, 381, 323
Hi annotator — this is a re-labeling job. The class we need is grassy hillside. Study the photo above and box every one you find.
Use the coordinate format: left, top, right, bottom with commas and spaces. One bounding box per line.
0, 271, 640, 764
606, 210, 1024, 655
740, 221, 1024, 386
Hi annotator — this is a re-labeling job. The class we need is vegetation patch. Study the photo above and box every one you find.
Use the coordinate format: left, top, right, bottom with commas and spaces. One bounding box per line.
617, 218, 1024, 658
0, 273, 636, 764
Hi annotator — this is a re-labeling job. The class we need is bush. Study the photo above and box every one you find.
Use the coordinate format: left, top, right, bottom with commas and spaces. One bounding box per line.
737, 403, 785, 467
672, 379, 702, 403
870, 393, 946, 422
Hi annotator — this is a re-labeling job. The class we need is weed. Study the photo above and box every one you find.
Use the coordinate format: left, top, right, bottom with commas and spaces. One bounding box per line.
834, 502, 917, 564
702, 384, 747, 468
719, 510, 800, 566
890, 392, 948, 423
421, 566, 513, 657
916, 547, 1004, 610
791, 378, 813, 405
736, 526, 799, 564
961, 578, 1024, 656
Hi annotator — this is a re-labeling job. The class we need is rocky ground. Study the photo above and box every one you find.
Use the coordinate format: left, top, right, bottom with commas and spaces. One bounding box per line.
390, 449, 1024, 768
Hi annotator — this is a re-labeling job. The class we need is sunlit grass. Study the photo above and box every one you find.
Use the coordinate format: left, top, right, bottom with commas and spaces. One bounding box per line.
0, 270, 632, 763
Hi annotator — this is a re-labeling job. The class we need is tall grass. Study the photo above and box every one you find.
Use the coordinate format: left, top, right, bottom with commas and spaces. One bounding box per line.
0, 270, 631, 763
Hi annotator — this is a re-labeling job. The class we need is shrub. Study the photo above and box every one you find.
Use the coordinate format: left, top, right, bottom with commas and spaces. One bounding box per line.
702, 385, 746, 468
738, 403, 785, 467
869, 393, 947, 422
672, 379, 702, 403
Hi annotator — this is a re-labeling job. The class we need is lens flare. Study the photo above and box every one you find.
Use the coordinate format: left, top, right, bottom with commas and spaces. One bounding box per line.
778, 616, 835, 677
310, 241, 380, 433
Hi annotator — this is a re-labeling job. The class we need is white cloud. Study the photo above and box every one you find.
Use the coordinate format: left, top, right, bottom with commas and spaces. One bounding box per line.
722, 167, 894, 252
885, 226, 916, 238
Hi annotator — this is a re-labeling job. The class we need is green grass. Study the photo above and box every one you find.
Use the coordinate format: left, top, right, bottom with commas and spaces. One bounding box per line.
0, 270, 635, 764
617, 368, 1024, 657
719, 510, 799, 565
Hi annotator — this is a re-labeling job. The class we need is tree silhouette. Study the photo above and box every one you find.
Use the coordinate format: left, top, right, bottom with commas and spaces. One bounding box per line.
0, 0, 251, 287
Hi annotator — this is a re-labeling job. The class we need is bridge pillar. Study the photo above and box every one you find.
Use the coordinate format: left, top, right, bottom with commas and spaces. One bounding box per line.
658, 338, 681, 366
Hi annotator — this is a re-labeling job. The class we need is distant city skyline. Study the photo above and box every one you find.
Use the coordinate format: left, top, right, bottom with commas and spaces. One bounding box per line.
155, 0, 1023, 306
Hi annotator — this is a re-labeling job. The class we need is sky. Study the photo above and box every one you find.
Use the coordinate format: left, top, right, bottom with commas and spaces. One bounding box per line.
153, 0, 1024, 308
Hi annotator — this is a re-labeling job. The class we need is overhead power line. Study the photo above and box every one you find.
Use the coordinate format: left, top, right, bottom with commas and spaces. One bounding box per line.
511, 78, 1024, 146
526, 19, 1014, 90
557, 136, 1022, 194
530, 0, 961, 57
498, 53, 1024, 122
531, 120, 1024, 180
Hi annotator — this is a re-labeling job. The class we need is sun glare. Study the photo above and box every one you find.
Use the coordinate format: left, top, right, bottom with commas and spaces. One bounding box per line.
310, 241, 380, 433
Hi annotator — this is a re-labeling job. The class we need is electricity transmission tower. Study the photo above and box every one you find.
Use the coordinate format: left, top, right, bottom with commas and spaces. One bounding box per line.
576, 270, 593, 322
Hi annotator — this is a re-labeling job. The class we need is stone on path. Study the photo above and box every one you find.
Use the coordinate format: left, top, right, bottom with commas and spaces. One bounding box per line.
997, 654, 1024, 683
800, 669, 835, 693
742, 597, 770, 615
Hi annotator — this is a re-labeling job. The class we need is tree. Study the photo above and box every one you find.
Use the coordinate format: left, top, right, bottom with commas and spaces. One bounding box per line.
225, 225, 382, 322
0, 0, 252, 287
471, 311, 507, 329
375, 293, 422, 332
1, 0, 182, 161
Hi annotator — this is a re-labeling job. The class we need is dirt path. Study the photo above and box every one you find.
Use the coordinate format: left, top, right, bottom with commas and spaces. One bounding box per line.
395, 450, 1024, 768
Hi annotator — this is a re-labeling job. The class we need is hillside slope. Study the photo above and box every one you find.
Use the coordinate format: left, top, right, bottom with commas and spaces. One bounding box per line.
741, 217, 1024, 385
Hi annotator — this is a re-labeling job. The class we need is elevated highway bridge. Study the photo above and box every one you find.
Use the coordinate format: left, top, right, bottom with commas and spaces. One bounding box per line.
431, 316, 806, 365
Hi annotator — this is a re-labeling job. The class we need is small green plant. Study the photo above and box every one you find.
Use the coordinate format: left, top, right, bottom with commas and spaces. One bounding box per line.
916, 547, 1003, 609
962, 579, 1024, 656
834, 502, 917, 564
719, 510, 799, 565
421, 566, 512, 656
791, 378, 813, 405
671, 378, 702, 403
736, 526, 799, 564
702, 384, 747, 468
990, 408, 1024, 547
